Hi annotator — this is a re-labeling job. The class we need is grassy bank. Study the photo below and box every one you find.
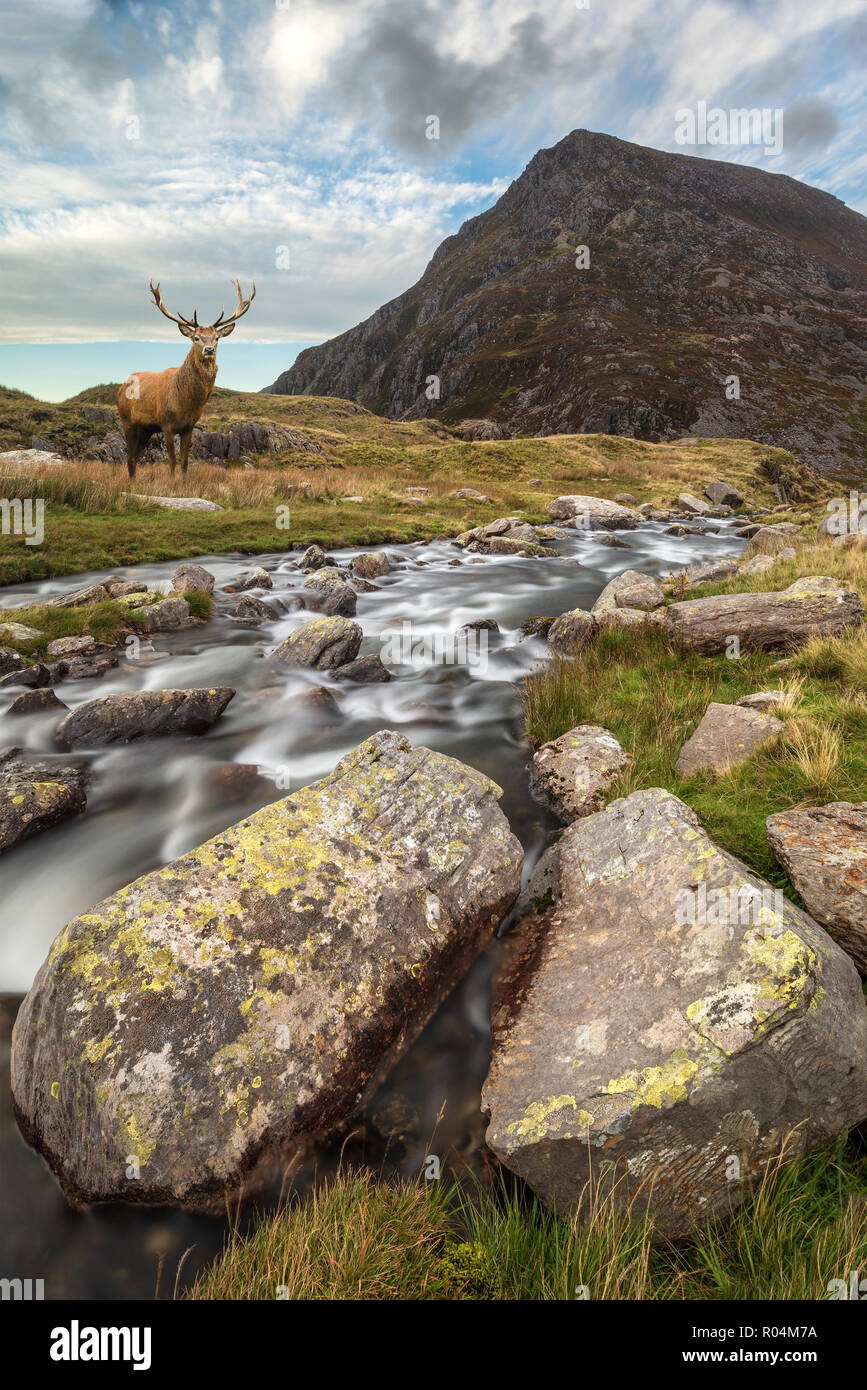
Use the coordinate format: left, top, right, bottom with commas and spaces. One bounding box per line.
523, 541, 867, 887
0, 382, 822, 585
187, 1136, 867, 1300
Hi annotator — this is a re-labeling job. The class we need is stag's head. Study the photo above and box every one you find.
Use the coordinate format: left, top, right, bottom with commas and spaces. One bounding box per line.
149, 279, 256, 369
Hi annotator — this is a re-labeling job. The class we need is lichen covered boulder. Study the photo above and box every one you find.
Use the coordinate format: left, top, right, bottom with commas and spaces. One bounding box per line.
766, 802, 867, 974
12, 730, 523, 1206
0, 748, 86, 855
547, 607, 596, 654
272, 617, 362, 670
483, 788, 867, 1237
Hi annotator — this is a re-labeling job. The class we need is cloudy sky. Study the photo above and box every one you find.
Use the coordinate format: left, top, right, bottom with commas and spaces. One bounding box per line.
1, 0, 864, 398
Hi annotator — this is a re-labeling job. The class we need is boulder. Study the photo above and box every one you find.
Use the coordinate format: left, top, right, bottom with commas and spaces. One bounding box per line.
547, 608, 596, 655
48, 584, 109, 609
239, 567, 273, 591
332, 654, 392, 683
50, 651, 118, 684
0, 662, 50, 690
738, 554, 777, 575
125, 494, 223, 512
11, 730, 523, 1206
488, 537, 554, 557
595, 535, 630, 549
138, 596, 196, 633
684, 559, 739, 586
678, 492, 711, 516
483, 788, 867, 1237
665, 577, 863, 655
0, 646, 25, 677
227, 595, 279, 627
56, 687, 235, 748
675, 702, 783, 777
450, 488, 491, 503
171, 564, 215, 596
0, 622, 42, 643
298, 544, 326, 570
46, 635, 95, 659
614, 493, 638, 506
531, 725, 629, 822
303, 569, 357, 618
547, 495, 638, 530
592, 570, 664, 614
748, 526, 803, 555
736, 691, 788, 714
705, 481, 744, 508
4, 688, 67, 717
351, 552, 390, 580
272, 617, 363, 671
0, 749, 86, 855
104, 580, 149, 599
766, 803, 867, 974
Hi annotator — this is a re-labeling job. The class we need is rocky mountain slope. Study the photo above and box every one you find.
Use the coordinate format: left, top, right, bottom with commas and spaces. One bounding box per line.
267, 129, 867, 478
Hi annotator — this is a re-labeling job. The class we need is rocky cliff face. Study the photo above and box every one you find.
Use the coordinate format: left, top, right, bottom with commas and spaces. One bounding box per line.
267, 129, 867, 477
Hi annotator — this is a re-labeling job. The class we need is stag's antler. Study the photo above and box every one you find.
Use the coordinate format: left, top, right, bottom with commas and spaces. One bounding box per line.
213, 280, 256, 329
149, 281, 199, 328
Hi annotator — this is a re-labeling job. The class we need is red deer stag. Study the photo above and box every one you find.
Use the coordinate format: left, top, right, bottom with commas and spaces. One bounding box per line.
117, 279, 256, 480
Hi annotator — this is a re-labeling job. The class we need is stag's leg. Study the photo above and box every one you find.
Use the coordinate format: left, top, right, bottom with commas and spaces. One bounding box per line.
123, 425, 143, 482
178, 428, 194, 477
163, 428, 177, 476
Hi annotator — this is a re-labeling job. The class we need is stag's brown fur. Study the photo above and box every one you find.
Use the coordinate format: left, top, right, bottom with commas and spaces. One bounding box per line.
117, 280, 255, 480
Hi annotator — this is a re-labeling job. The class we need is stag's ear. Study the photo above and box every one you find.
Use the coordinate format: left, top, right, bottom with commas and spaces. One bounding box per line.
178, 323, 196, 340
216, 321, 236, 339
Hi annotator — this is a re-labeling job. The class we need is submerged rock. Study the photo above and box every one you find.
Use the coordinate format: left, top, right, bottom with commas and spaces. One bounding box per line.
11, 730, 523, 1206
483, 788, 867, 1237
351, 552, 390, 580
303, 568, 358, 617
331, 654, 392, 683
56, 687, 235, 747
171, 564, 215, 596
0, 748, 86, 855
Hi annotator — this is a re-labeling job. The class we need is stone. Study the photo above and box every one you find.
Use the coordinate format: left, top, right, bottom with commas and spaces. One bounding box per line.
4, 688, 67, 716
171, 564, 215, 596
592, 570, 664, 614
50, 652, 118, 684
665, 578, 863, 655
11, 730, 523, 1206
547, 608, 597, 655
748, 526, 802, 554
298, 544, 326, 570
287, 685, 341, 715
0, 749, 86, 855
272, 617, 363, 671
48, 584, 109, 609
0, 622, 42, 643
351, 552, 391, 580
684, 559, 739, 585
705, 480, 744, 507
239, 567, 273, 591
302, 568, 357, 618
138, 596, 196, 633
736, 691, 788, 713
56, 687, 235, 748
331, 654, 392, 683
531, 725, 630, 822
457, 618, 499, 634
103, 580, 149, 599
675, 702, 783, 777
547, 495, 638, 530
614, 493, 638, 505
595, 535, 630, 549
766, 803, 867, 974
678, 492, 711, 516
483, 788, 867, 1237
450, 488, 491, 503
738, 554, 777, 575
0, 662, 50, 690
124, 494, 223, 511
488, 537, 554, 557
520, 616, 554, 638
0, 647, 25, 677
45, 635, 95, 659
227, 596, 279, 627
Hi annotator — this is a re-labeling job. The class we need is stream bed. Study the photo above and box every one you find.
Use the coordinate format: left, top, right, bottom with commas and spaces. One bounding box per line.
0, 518, 745, 1296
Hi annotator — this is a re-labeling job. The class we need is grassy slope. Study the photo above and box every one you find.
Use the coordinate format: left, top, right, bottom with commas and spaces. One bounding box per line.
0, 382, 821, 586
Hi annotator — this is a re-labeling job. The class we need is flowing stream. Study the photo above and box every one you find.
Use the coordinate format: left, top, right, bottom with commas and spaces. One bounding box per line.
0, 518, 745, 1296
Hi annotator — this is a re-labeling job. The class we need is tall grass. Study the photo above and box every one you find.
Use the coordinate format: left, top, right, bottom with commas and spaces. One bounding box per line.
186, 1136, 867, 1301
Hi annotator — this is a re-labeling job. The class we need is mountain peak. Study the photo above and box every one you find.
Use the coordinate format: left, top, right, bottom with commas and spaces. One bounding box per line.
267, 132, 867, 477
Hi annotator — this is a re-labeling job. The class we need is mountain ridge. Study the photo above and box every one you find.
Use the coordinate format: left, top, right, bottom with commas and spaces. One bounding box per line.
266, 129, 867, 477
